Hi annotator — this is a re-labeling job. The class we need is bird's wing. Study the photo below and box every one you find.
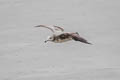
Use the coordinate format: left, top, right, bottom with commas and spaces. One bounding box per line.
70, 33, 92, 44
35, 25, 54, 33
34, 25, 64, 33
53, 25, 64, 32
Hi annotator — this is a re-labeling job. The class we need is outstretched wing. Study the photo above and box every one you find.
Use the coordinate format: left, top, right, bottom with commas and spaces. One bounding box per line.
34, 25, 64, 33
53, 25, 64, 32
70, 32, 92, 44
35, 25, 54, 33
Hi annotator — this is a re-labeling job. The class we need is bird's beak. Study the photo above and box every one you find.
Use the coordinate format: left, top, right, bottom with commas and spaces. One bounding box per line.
44, 40, 50, 43
44, 40, 48, 43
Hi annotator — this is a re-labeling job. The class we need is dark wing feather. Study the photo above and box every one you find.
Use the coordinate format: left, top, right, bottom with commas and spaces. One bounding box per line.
53, 25, 64, 32
70, 33, 92, 44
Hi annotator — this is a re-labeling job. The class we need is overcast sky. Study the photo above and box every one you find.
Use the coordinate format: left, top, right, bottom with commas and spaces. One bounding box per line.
0, 0, 120, 80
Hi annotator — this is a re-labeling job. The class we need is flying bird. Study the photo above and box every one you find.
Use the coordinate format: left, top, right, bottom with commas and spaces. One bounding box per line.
35, 25, 92, 44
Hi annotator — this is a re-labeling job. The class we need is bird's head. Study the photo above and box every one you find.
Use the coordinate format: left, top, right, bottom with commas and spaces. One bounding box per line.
44, 36, 54, 43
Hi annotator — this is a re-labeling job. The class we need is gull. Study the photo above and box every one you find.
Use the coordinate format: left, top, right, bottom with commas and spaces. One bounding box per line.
35, 25, 92, 44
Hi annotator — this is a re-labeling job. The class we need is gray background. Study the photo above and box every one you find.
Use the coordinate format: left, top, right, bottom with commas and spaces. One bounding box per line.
0, 0, 120, 80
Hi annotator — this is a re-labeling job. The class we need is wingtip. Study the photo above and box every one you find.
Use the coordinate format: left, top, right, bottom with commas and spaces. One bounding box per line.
34, 25, 41, 27
87, 42, 93, 45
34, 25, 46, 27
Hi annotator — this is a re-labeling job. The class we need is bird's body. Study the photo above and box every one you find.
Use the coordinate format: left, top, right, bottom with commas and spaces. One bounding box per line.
52, 33, 73, 43
35, 25, 92, 44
